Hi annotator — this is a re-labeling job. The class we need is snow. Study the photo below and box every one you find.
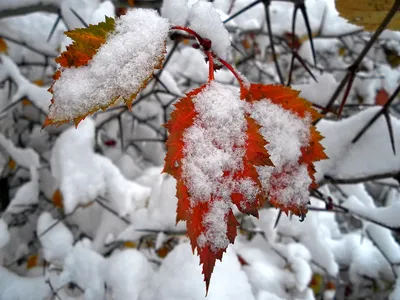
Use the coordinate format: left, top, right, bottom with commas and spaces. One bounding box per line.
5, 166, 39, 213
316, 107, 400, 182
49, 9, 170, 123
103, 249, 153, 300
96, 154, 151, 217
0, 266, 52, 300
141, 242, 255, 300
161, 0, 191, 25
0, 220, 10, 248
366, 224, 400, 265
51, 118, 106, 213
343, 195, 400, 229
51, 118, 151, 215
292, 73, 339, 108
37, 212, 74, 266
0, 131, 40, 169
188, 1, 231, 59
273, 202, 339, 277
61, 242, 106, 300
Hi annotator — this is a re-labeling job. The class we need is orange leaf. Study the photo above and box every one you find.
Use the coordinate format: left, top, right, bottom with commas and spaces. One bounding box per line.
33, 79, 44, 86
56, 17, 115, 68
7, 158, 16, 170
164, 82, 272, 293
21, 98, 31, 106
0, 38, 7, 53
52, 189, 63, 208
26, 254, 38, 269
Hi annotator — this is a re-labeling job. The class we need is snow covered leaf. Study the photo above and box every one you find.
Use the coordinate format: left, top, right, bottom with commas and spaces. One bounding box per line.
246, 84, 327, 217
0, 38, 7, 53
164, 81, 272, 292
335, 0, 400, 32
45, 9, 170, 127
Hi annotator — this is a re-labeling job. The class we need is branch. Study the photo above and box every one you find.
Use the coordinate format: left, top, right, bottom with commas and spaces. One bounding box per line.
321, 172, 400, 185
0, 3, 59, 19
319, 0, 400, 118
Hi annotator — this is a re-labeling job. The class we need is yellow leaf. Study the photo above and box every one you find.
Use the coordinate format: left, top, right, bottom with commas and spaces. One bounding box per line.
338, 46, 346, 56
309, 273, 324, 294
335, 0, 400, 31
7, 158, 16, 170
123, 241, 137, 248
26, 254, 38, 269
0, 38, 7, 53
299, 32, 318, 44
52, 189, 63, 208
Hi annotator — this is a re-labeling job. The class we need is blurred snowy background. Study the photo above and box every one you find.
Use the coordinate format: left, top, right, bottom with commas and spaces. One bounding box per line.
0, 0, 400, 299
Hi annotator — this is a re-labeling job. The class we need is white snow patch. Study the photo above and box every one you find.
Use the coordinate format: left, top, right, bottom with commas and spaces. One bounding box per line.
37, 212, 74, 266
188, 1, 231, 59
0, 219, 10, 248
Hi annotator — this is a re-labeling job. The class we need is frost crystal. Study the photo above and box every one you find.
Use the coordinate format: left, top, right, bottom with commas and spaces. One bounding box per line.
49, 9, 170, 122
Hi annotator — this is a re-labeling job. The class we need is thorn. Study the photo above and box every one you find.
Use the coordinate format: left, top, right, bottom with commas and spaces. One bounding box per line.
47, 13, 62, 42
298, 2, 317, 67
383, 109, 396, 155
69, 7, 88, 28
263, 0, 284, 84
337, 70, 356, 119
274, 209, 282, 229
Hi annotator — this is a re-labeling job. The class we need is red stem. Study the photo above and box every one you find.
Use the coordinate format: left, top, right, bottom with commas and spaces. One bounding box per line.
171, 26, 203, 43
219, 58, 248, 91
206, 51, 214, 81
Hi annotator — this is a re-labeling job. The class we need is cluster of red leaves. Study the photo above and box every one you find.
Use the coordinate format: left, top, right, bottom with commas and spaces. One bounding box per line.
163, 83, 274, 291
164, 78, 327, 292
43, 15, 327, 295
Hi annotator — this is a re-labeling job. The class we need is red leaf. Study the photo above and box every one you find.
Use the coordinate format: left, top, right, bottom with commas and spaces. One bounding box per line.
246, 83, 327, 216
375, 88, 389, 106
163, 82, 272, 293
